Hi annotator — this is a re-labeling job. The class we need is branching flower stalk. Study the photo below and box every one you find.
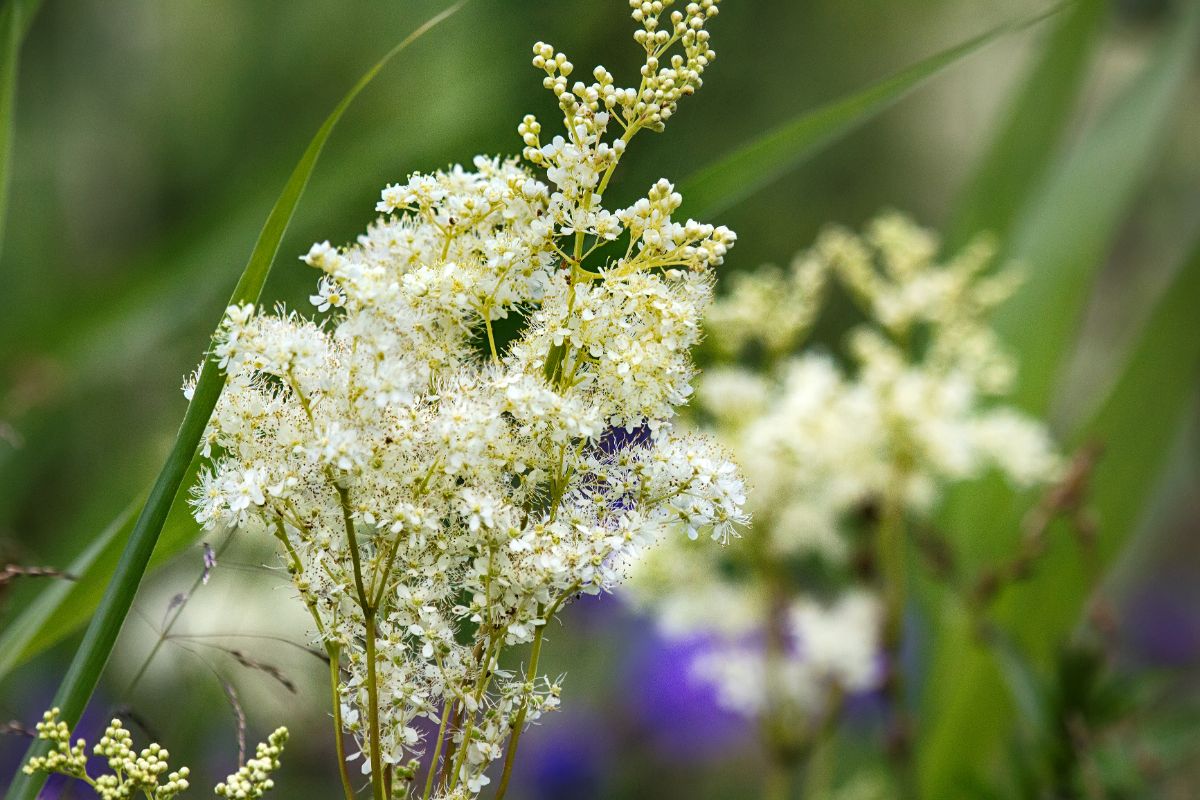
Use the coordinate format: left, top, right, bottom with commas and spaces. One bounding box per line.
23, 708, 286, 800
186, 2, 746, 797
628, 214, 1062, 798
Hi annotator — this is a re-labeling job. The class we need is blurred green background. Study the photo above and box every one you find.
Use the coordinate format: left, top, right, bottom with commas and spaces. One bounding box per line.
1, 0, 1198, 797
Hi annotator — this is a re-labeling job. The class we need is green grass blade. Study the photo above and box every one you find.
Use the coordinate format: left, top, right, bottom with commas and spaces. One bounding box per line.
0, 457, 206, 681
677, 3, 1066, 222
1008, 237, 1200, 656
2, 6, 464, 798
918, 6, 1200, 794
943, 0, 1106, 252
0, 498, 140, 680
0, 0, 44, 263
994, 3, 1198, 418
933, 236, 1200, 793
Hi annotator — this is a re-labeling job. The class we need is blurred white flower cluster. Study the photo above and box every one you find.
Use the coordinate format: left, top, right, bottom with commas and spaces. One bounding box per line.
188, 1, 743, 797
628, 214, 1060, 733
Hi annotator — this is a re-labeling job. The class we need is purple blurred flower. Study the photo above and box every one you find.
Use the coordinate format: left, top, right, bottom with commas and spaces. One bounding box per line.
621, 631, 750, 761
507, 709, 611, 800
1125, 577, 1200, 666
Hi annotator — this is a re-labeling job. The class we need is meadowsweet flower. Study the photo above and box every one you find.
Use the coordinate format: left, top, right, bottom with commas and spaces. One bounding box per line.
627, 214, 1060, 740
188, 2, 742, 796
691, 592, 882, 718
23, 708, 279, 800
215, 728, 289, 799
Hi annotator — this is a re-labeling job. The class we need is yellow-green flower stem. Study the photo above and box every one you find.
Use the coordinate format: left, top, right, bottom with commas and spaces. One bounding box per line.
493, 584, 578, 800
543, 121, 641, 388
438, 637, 485, 791
270, 518, 356, 800
482, 300, 500, 364
327, 643, 356, 800
446, 628, 506, 792
763, 763, 796, 800
421, 694, 452, 800
492, 612, 547, 800
331, 479, 384, 800
363, 609, 384, 800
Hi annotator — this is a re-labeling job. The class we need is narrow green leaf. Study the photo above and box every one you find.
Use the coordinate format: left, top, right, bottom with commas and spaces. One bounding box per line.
0, 0, 44, 263
677, 3, 1066, 222
1007, 237, 1200, 656
995, 2, 1198, 417
0, 457, 206, 680
3, 6, 464, 798
918, 7, 1200, 793
987, 627, 1050, 738
943, 0, 1106, 252
0, 498, 139, 680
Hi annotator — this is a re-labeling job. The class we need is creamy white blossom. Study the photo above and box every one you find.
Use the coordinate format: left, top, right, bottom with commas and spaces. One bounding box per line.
189, 3, 741, 797
628, 214, 1060, 734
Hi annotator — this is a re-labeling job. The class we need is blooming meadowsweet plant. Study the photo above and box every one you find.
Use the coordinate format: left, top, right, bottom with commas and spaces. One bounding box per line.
627, 213, 1060, 785
22, 708, 286, 800
182, 2, 744, 798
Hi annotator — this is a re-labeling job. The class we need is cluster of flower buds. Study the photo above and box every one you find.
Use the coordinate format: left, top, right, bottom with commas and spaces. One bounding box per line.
23, 708, 258, 800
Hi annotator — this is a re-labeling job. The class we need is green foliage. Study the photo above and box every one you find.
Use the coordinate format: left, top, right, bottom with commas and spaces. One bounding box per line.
0, 0, 1062, 682
2, 3, 1196, 797
0, 459, 204, 680
0, 0, 43, 262
2, 5, 464, 800
918, 4, 1200, 793
943, 0, 1106, 252
677, 4, 1065, 222
1003, 236, 1200, 663
993, 2, 1198, 419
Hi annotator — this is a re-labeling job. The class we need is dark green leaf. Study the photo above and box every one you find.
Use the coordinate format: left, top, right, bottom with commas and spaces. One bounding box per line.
1005, 237, 1200, 657
0, 497, 140, 680
994, 3, 1198, 417
0, 457, 208, 679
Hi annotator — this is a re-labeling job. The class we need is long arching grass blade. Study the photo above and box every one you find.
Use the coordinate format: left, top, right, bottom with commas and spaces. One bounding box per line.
993, 4, 1197, 418
918, 5, 1200, 793
942, 0, 1106, 252
0, 0, 44, 262
677, 3, 1066, 222
2, 5, 464, 799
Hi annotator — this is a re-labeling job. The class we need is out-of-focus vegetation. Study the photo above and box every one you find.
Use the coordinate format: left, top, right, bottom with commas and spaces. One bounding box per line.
1, 1, 1197, 798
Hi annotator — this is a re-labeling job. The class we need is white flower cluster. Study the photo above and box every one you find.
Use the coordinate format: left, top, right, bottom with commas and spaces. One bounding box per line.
23, 708, 278, 800
190, 2, 742, 797
693, 591, 881, 719
628, 214, 1060, 727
